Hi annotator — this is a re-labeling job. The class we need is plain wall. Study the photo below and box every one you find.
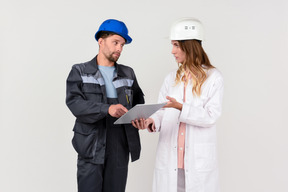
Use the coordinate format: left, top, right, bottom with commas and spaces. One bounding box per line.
1, 0, 288, 191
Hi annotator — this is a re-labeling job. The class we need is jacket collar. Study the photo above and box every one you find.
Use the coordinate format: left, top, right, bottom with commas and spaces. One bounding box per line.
83, 55, 126, 78
83, 56, 98, 74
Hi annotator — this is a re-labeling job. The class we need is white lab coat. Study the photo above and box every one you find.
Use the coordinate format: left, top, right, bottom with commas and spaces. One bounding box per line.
150, 68, 224, 192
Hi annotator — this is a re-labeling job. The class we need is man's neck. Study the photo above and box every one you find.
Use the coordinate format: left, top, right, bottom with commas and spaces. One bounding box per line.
97, 54, 115, 67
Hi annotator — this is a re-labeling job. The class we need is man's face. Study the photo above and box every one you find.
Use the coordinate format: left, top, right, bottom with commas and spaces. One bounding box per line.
99, 34, 126, 62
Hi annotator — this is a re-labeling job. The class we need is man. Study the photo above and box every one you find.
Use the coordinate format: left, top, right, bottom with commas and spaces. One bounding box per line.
66, 19, 145, 192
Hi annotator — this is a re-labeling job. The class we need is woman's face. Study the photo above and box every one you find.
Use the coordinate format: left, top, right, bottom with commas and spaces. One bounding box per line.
171, 40, 186, 64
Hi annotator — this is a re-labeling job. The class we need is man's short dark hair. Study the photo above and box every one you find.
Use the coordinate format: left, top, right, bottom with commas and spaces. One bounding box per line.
96, 31, 118, 41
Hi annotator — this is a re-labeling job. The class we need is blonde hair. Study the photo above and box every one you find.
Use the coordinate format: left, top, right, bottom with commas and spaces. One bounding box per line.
175, 40, 214, 96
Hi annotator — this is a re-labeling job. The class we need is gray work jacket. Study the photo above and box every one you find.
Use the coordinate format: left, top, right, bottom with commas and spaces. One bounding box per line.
66, 56, 145, 164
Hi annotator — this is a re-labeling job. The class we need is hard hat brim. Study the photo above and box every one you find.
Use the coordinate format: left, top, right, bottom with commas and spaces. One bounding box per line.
95, 30, 132, 44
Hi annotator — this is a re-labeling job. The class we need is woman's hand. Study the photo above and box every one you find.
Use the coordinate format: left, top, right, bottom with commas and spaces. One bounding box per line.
164, 96, 183, 111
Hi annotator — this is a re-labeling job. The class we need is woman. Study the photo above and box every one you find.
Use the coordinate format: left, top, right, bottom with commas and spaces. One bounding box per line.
133, 18, 224, 192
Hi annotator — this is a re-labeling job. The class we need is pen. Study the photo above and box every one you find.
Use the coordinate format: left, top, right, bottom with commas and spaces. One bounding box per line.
126, 94, 129, 104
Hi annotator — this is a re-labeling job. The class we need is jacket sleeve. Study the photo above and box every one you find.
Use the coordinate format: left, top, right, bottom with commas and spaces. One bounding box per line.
179, 76, 224, 127
131, 70, 145, 106
66, 67, 110, 124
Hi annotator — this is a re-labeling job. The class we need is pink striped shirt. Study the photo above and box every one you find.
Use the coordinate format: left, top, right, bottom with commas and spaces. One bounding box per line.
178, 79, 188, 169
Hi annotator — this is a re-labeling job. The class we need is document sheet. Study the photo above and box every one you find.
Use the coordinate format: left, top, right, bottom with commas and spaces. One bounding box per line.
114, 103, 166, 124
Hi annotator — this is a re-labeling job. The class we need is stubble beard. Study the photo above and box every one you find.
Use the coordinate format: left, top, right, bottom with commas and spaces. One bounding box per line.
106, 52, 120, 63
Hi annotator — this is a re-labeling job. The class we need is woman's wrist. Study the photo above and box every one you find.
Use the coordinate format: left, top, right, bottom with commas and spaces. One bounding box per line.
177, 103, 183, 111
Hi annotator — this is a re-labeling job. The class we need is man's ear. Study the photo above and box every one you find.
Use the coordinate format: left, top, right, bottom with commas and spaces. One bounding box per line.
98, 38, 104, 46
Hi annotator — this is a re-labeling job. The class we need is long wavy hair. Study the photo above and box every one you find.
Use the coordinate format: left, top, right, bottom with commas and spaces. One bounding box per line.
175, 40, 214, 96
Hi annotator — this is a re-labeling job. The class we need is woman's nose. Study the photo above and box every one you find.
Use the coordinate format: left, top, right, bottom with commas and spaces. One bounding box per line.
171, 48, 176, 54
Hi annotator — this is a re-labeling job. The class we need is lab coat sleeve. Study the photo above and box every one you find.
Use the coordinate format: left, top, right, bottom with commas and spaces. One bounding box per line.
179, 76, 224, 127
150, 73, 171, 132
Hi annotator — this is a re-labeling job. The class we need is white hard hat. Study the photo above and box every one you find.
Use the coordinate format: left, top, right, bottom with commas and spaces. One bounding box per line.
170, 18, 204, 41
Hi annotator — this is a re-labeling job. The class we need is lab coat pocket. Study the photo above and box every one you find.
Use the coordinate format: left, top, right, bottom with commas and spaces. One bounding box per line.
194, 143, 216, 172
155, 142, 168, 170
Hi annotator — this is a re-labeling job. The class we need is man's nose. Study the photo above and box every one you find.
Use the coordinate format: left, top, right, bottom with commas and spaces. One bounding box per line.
117, 44, 123, 52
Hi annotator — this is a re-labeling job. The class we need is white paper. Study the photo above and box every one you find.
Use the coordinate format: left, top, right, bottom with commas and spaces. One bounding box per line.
114, 103, 166, 124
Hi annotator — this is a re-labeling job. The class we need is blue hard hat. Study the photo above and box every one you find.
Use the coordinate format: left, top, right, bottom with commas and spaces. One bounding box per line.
95, 19, 132, 44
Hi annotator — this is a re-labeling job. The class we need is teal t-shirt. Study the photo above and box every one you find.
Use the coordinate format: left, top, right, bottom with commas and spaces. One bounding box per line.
98, 65, 117, 98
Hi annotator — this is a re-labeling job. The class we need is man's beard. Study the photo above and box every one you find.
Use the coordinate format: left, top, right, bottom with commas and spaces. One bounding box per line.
106, 52, 120, 62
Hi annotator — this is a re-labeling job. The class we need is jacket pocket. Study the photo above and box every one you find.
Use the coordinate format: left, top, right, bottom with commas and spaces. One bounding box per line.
125, 88, 133, 107
72, 122, 98, 159
82, 83, 103, 102
194, 143, 216, 172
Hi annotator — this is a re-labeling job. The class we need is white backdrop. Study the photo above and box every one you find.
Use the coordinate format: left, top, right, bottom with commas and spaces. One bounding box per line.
1, 0, 288, 191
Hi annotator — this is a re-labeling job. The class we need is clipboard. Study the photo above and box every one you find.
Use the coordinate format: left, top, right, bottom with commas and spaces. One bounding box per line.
114, 102, 166, 124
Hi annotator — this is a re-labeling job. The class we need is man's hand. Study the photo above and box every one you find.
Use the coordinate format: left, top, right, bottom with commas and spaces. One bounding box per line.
132, 118, 146, 130
132, 118, 156, 132
108, 104, 128, 118
145, 118, 156, 132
